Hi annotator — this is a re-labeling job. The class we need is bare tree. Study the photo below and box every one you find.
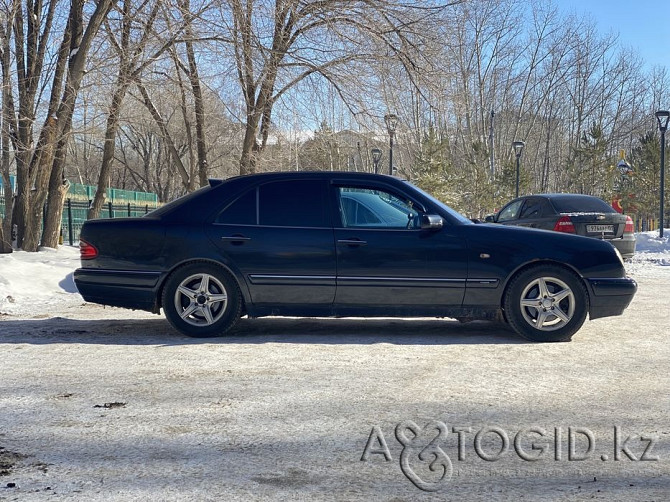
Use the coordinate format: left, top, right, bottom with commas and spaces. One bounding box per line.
179, 0, 209, 186
5, 0, 115, 251
0, 1, 18, 253
214, 0, 456, 175
87, 0, 164, 219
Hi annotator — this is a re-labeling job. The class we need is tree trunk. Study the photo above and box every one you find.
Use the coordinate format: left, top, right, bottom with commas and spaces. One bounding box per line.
41, 0, 114, 247
88, 82, 131, 219
136, 79, 191, 188
170, 48, 197, 192
0, 171, 12, 253
21, 117, 58, 251
11, 0, 58, 248
240, 116, 261, 175
0, 13, 14, 253
0, 222, 7, 253
185, 53, 208, 183
13, 151, 30, 249
42, 168, 69, 249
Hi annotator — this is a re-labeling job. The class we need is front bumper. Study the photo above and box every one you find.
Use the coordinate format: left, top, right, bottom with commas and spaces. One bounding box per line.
74, 268, 162, 312
586, 277, 637, 320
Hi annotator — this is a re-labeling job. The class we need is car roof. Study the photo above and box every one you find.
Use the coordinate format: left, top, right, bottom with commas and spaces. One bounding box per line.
525, 193, 603, 201
211, 171, 404, 184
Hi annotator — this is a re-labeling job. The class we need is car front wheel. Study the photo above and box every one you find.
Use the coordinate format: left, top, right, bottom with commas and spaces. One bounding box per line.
162, 262, 242, 337
503, 265, 588, 342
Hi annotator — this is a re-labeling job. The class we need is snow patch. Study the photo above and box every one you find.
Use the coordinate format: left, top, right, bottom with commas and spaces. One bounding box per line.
626, 230, 670, 275
0, 246, 83, 316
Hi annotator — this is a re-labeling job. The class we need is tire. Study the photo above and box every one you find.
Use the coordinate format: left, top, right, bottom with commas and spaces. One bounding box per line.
162, 262, 242, 338
503, 265, 588, 342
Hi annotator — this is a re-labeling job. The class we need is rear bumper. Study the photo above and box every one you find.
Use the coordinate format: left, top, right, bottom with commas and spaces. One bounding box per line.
74, 268, 162, 312
609, 237, 636, 259
586, 277, 637, 320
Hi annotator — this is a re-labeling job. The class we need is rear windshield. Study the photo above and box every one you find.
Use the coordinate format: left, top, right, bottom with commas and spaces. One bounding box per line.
551, 195, 615, 213
147, 185, 212, 217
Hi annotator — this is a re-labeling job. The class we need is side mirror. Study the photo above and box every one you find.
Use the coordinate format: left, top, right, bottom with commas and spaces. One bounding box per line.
421, 214, 443, 230
484, 214, 495, 223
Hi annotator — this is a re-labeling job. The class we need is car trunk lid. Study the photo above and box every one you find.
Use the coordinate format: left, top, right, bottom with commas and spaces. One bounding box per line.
560, 212, 627, 239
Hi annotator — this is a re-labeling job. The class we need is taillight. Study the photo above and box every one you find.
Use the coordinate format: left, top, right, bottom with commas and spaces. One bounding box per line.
624, 216, 634, 234
553, 215, 575, 233
79, 239, 98, 260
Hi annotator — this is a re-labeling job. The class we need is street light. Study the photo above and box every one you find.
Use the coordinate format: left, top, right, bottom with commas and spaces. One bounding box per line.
384, 114, 399, 175
371, 148, 382, 174
512, 140, 525, 198
656, 111, 669, 238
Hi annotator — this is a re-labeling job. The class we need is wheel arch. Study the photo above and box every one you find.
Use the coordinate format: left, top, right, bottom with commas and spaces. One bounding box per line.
156, 258, 251, 313
500, 259, 591, 311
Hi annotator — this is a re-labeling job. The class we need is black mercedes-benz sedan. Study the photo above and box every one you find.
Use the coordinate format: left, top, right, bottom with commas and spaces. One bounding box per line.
73, 172, 637, 342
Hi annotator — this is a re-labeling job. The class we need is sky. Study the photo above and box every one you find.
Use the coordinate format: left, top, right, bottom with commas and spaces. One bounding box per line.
560, 0, 669, 70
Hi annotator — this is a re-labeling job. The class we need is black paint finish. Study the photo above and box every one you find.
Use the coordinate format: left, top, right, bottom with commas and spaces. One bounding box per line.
74, 172, 636, 326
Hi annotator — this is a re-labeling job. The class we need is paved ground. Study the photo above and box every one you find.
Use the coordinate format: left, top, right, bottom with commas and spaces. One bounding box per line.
0, 269, 668, 501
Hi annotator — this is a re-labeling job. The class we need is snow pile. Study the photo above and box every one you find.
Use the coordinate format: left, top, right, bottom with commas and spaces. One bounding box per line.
0, 246, 83, 316
635, 231, 670, 254
627, 230, 670, 275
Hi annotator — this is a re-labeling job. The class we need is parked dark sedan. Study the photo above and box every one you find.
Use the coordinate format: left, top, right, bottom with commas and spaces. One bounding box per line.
486, 194, 636, 259
74, 173, 637, 342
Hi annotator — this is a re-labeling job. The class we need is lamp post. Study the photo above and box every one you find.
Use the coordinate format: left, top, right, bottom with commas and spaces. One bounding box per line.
512, 140, 525, 198
384, 114, 398, 175
371, 148, 382, 174
656, 111, 669, 238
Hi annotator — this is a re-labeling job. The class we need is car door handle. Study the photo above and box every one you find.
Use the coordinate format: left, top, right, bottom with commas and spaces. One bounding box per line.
337, 238, 367, 246
222, 235, 251, 244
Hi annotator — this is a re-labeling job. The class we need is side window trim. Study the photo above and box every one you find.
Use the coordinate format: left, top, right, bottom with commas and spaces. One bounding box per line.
331, 181, 426, 213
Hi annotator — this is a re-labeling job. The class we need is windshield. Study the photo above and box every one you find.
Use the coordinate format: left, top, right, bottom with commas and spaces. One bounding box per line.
403, 181, 472, 224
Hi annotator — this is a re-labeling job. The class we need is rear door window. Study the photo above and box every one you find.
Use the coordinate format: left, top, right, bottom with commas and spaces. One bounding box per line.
216, 189, 257, 225
519, 198, 552, 219
259, 180, 330, 227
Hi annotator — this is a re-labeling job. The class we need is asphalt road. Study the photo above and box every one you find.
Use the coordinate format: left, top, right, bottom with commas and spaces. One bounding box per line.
0, 271, 668, 501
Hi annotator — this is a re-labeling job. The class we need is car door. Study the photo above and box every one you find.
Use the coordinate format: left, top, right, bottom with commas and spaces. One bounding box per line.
495, 199, 524, 226
516, 197, 551, 229
207, 179, 336, 306
332, 182, 467, 308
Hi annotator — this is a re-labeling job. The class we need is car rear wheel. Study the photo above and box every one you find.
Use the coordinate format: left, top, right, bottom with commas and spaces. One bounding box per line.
162, 262, 242, 337
503, 265, 588, 342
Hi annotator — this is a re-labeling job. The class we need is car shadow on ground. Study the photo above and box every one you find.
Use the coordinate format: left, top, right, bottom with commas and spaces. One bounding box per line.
0, 315, 526, 346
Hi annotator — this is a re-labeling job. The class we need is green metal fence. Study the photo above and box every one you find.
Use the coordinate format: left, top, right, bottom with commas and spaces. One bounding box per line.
66, 182, 159, 206
62, 199, 154, 245
0, 177, 158, 206
0, 178, 160, 245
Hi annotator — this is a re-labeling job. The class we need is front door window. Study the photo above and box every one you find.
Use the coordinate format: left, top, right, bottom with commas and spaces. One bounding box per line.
338, 187, 419, 229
